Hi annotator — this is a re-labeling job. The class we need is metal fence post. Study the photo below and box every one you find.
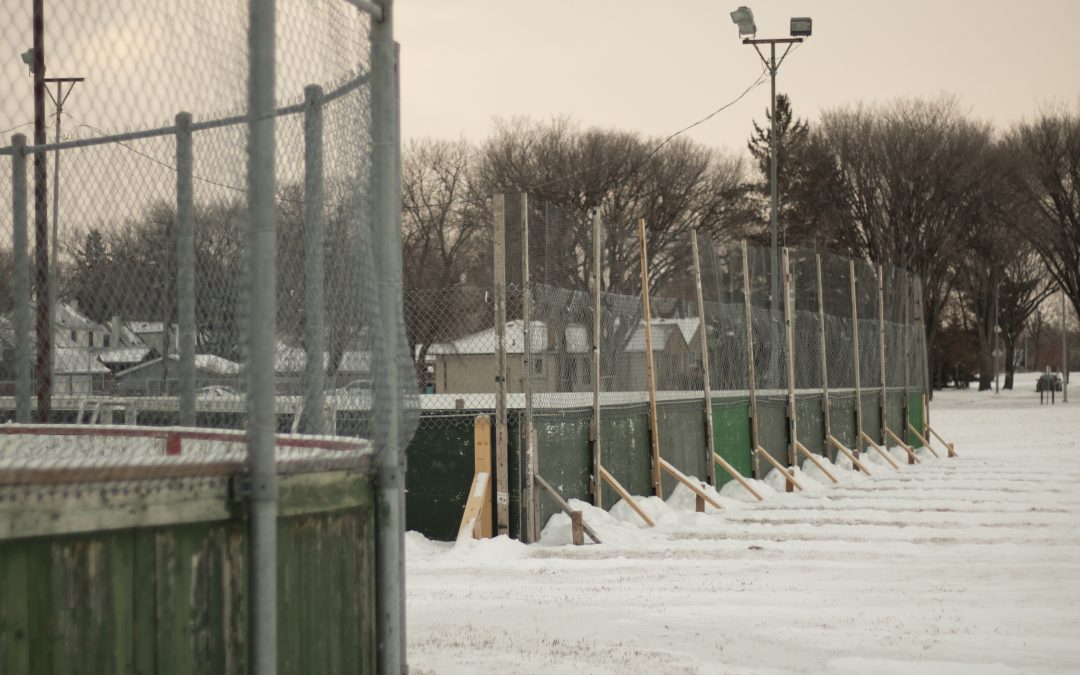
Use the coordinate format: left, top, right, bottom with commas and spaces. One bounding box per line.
850, 260, 863, 454
902, 271, 912, 443
492, 195, 510, 536
11, 135, 31, 423
372, 1, 408, 671
815, 254, 831, 455
247, 0, 279, 672
741, 241, 761, 478
175, 112, 196, 427
301, 84, 326, 434
690, 231, 716, 486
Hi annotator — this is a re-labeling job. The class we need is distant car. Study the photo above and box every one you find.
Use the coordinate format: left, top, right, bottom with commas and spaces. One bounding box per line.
1036, 374, 1063, 393
196, 385, 241, 398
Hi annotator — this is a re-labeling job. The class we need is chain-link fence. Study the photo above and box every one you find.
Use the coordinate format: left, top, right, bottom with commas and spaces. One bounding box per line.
0, 1, 411, 671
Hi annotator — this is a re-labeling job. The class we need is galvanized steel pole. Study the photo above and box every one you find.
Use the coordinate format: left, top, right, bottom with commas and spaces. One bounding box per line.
175, 112, 196, 427
247, 0, 279, 672
372, 1, 408, 671
11, 135, 31, 423
301, 85, 326, 434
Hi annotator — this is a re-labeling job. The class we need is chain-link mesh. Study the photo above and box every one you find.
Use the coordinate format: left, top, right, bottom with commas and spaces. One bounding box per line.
0, 0, 414, 520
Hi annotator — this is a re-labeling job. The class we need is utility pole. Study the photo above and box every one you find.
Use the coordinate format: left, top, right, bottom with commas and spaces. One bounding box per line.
45, 75, 85, 393
32, 0, 51, 422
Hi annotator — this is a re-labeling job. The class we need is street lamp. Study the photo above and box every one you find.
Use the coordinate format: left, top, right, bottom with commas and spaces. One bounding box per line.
730, 6, 811, 309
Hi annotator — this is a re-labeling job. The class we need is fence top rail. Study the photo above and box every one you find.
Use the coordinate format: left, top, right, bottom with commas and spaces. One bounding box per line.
0, 71, 369, 156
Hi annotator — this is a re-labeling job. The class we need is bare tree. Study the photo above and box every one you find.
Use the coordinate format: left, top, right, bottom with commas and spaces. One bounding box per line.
1006, 108, 1080, 322
812, 97, 994, 392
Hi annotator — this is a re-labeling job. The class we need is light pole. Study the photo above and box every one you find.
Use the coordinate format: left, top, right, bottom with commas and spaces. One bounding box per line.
730, 7, 811, 309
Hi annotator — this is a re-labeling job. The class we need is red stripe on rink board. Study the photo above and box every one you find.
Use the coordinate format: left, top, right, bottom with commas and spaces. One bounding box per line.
0, 425, 363, 454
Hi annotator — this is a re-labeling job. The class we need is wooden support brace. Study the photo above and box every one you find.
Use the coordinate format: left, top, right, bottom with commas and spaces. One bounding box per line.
906, 422, 941, 459
794, 440, 838, 484
457, 472, 491, 541
599, 465, 655, 527
861, 431, 901, 469
927, 425, 958, 458
754, 447, 804, 492
534, 473, 601, 544
712, 452, 765, 501
659, 457, 724, 510
884, 427, 921, 465
570, 511, 585, 546
828, 435, 872, 476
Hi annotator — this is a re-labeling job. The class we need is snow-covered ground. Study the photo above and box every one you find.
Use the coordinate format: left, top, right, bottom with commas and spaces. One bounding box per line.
406, 374, 1080, 674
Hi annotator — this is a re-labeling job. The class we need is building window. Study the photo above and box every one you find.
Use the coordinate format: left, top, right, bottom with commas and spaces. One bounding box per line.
71, 330, 77, 343
104, 335, 111, 348
89, 333, 94, 347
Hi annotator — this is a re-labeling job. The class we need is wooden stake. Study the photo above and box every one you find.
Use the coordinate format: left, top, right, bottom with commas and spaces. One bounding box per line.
782, 248, 798, 479
755, 447, 804, 491
815, 253, 832, 454
877, 264, 887, 446
591, 210, 603, 507
691, 231, 717, 486
860, 431, 901, 469
534, 473, 601, 544
828, 435, 872, 476
884, 426, 921, 465
741, 241, 762, 479
599, 465, 655, 527
712, 452, 765, 501
659, 457, 724, 509
850, 260, 864, 454
794, 440, 838, 484
521, 194, 538, 542
639, 219, 662, 496
927, 424, 958, 458
570, 511, 585, 546
492, 195, 510, 536
906, 422, 941, 459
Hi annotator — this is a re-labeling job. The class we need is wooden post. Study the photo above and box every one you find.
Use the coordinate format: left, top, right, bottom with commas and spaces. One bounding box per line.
691, 231, 717, 486
570, 511, 584, 546
741, 241, 762, 479
782, 248, 798, 488
914, 275, 931, 425
877, 265, 887, 446
815, 253, 832, 456
591, 211, 603, 507
492, 195, 510, 536
850, 260, 864, 455
521, 194, 538, 543
639, 219, 662, 497
599, 465, 655, 526
902, 271, 912, 446
712, 452, 765, 501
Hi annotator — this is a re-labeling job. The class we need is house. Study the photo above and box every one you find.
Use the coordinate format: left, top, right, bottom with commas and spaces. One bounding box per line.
114, 353, 242, 396
273, 342, 373, 393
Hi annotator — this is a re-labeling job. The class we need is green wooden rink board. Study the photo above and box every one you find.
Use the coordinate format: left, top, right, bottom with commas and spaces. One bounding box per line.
711, 400, 753, 488
907, 390, 925, 447
0, 474, 376, 675
755, 396, 789, 476
860, 391, 882, 444
795, 393, 826, 460
827, 393, 857, 460
596, 404, 653, 510
405, 417, 480, 541
656, 400, 709, 497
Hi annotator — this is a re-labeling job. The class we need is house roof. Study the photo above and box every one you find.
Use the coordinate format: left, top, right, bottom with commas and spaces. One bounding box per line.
96, 347, 153, 365
54, 348, 111, 374
274, 344, 371, 373
428, 320, 590, 356
115, 353, 242, 379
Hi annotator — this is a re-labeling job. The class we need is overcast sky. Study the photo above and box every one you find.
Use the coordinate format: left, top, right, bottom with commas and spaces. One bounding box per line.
395, 0, 1080, 155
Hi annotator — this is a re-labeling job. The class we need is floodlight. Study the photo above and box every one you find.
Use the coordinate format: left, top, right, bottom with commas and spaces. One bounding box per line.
730, 6, 757, 37
790, 17, 812, 37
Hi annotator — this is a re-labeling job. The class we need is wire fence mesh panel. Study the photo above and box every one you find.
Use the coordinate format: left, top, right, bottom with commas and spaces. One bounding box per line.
0, 1, 408, 672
